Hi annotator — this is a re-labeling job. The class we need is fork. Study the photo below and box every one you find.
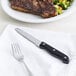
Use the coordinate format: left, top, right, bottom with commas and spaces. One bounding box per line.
11, 43, 32, 76
11, 43, 45, 76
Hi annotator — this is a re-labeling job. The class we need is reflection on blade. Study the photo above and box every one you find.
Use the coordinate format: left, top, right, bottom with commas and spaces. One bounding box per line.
15, 28, 41, 47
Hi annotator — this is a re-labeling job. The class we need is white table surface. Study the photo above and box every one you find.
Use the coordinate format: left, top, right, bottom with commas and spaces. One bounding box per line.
0, 3, 76, 35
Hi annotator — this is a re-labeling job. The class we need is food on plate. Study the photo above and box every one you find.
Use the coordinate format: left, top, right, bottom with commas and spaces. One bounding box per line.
54, 0, 73, 15
10, 0, 56, 18
9, 0, 73, 18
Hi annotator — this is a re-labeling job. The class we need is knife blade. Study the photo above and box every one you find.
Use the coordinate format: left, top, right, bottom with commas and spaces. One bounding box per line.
15, 28, 69, 64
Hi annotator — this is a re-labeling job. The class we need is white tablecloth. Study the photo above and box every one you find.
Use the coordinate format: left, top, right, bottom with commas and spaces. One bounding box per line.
0, 25, 76, 76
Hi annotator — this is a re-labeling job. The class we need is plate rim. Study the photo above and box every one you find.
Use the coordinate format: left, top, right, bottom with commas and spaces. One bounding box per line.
1, 0, 76, 23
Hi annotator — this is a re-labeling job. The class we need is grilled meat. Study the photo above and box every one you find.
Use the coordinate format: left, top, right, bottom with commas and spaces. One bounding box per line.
10, 0, 56, 18
38, 0, 56, 17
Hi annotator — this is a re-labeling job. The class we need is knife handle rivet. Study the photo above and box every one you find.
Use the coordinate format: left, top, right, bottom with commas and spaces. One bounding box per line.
42, 42, 46, 45
53, 49, 56, 51
64, 56, 67, 59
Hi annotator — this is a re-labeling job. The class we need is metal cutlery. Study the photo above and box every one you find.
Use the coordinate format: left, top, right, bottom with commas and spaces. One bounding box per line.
15, 28, 69, 64
11, 43, 32, 76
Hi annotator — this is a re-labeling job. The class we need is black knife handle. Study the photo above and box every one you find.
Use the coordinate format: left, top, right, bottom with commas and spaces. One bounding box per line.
39, 42, 69, 64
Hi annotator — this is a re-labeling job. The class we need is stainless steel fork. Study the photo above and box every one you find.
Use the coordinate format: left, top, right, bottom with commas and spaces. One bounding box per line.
11, 43, 32, 76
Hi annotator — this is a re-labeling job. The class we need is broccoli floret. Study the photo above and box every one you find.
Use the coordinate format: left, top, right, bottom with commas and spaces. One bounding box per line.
54, 5, 63, 15
59, 0, 73, 9
53, 0, 73, 10
53, 0, 59, 4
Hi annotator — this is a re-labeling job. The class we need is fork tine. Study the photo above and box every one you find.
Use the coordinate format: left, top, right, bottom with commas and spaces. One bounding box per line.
11, 44, 15, 56
11, 43, 24, 61
12, 43, 20, 55
16, 43, 22, 55
11, 43, 17, 55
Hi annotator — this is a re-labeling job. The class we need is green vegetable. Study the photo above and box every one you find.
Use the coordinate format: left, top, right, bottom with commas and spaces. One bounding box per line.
54, 5, 63, 15
53, 0, 73, 14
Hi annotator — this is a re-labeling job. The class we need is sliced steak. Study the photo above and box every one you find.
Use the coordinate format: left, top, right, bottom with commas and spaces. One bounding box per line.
38, 0, 56, 18
10, 0, 56, 18
10, 0, 42, 15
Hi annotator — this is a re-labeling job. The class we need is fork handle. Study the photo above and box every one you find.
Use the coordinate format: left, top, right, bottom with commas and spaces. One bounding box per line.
22, 61, 32, 76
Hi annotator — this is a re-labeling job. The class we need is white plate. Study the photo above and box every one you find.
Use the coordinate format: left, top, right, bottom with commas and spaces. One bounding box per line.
1, 0, 76, 23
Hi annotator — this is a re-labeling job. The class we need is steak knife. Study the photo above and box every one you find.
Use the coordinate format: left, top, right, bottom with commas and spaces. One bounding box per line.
15, 28, 69, 64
